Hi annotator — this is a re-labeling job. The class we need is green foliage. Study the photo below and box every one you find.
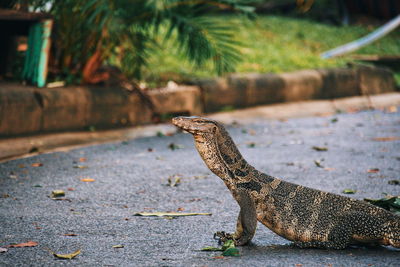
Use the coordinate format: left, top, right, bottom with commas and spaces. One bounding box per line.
18, 0, 256, 82
145, 15, 400, 85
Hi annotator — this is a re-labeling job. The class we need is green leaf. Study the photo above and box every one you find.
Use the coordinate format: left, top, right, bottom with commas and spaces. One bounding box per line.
314, 159, 324, 168
342, 189, 356, 194
51, 190, 66, 198
221, 240, 235, 251
247, 142, 256, 148
201, 246, 223, 251
364, 196, 400, 213
222, 247, 240, 257
312, 146, 328, 151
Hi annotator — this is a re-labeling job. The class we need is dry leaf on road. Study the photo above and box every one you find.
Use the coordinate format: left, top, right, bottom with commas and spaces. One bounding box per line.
367, 168, 380, 173
31, 163, 43, 167
51, 249, 81, 259
7, 241, 38, 248
81, 178, 95, 182
133, 212, 211, 217
372, 137, 400, 142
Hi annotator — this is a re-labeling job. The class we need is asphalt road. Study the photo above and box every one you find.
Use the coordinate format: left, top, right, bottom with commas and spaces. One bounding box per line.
1, 109, 399, 266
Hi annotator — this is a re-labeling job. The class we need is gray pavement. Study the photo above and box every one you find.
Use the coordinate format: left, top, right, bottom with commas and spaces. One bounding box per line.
1, 108, 400, 266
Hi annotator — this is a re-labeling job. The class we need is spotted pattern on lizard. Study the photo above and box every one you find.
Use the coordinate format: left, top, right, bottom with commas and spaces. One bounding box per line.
172, 116, 400, 249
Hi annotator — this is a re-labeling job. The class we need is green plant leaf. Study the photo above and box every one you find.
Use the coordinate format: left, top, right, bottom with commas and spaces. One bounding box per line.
201, 246, 223, 251
312, 146, 328, 151
222, 247, 240, 257
364, 196, 400, 213
51, 190, 66, 198
221, 239, 235, 250
342, 189, 356, 194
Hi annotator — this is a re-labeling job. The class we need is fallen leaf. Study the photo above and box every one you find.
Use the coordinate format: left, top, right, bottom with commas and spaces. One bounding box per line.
222, 247, 240, 257
342, 189, 357, 194
81, 178, 95, 182
247, 142, 256, 148
73, 165, 88, 169
67, 188, 75, 191
7, 241, 38, 248
31, 163, 43, 167
364, 196, 400, 214
177, 207, 184, 211
324, 167, 335, 171
221, 240, 235, 251
248, 129, 256, 136
79, 157, 87, 162
386, 106, 397, 113
112, 245, 124, 248
50, 197, 72, 202
314, 159, 324, 168
168, 143, 183, 150
133, 212, 211, 217
52, 249, 81, 259
167, 175, 181, 187
367, 168, 380, 173
51, 190, 65, 198
372, 137, 400, 142
201, 246, 223, 251
33, 184, 42, 188
63, 233, 78, 237
213, 256, 225, 259
18, 164, 25, 168
0, 247, 8, 253
312, 146, 328, 151
388, 180, 400, 185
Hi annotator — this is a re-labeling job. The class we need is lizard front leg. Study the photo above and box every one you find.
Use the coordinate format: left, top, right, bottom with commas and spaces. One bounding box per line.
215, 190, 257, 246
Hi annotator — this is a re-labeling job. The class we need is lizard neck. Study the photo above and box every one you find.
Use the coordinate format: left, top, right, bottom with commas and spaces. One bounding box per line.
193, 127, 254, 191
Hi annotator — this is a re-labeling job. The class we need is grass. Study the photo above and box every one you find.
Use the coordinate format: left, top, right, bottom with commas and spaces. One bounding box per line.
143, 15, 400, 86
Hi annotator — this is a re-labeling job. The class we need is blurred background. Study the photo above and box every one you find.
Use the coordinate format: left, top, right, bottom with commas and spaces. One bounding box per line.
0, 0, 399, 142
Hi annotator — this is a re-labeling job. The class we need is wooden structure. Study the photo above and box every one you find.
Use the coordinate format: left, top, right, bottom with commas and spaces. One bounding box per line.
0, 9, 52, 87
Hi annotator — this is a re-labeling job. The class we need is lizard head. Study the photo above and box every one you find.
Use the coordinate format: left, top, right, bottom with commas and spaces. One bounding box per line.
172, 116, 220, 136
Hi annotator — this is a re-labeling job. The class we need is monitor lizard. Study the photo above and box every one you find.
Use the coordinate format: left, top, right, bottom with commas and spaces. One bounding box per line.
172, 116, 400, 249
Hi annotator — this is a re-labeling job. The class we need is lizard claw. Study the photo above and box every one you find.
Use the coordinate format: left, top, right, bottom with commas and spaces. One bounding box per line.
214, 231, 234, 244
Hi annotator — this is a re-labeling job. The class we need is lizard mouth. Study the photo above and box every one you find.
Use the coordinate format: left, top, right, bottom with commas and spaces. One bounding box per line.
172, 116, 201, 134
171, 117, 192, 132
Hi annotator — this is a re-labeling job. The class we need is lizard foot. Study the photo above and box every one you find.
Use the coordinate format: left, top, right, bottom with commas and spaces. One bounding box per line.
214, 231, 235, 244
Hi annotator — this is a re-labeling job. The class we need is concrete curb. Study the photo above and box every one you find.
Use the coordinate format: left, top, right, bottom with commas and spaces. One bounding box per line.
197, 65, 396, 112
0, 65, 397, 137
1, 93, 399, 162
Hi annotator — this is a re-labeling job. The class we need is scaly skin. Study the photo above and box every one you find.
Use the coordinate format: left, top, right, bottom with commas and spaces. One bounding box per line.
172, 116, 400, 249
